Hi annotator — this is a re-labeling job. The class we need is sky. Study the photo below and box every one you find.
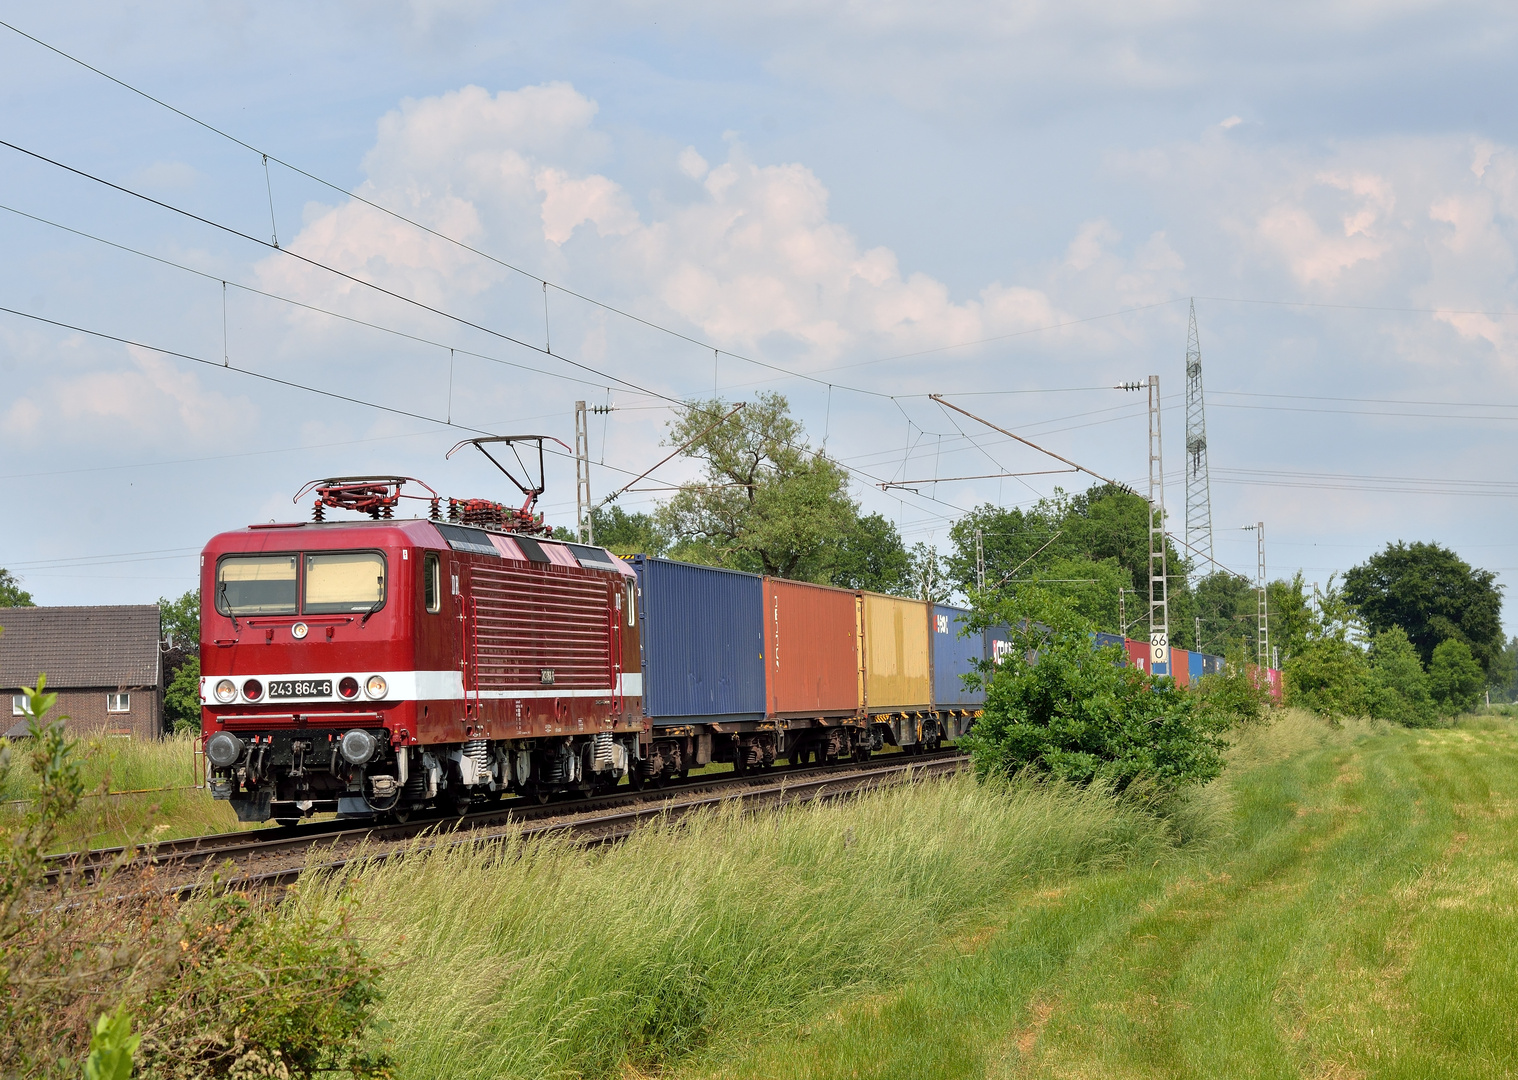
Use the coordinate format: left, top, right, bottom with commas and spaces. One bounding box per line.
1, 1, 1516, 634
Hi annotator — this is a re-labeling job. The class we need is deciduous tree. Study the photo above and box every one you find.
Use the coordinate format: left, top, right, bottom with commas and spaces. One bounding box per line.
0, 569, 34, 608
1343, 541, 1504, 676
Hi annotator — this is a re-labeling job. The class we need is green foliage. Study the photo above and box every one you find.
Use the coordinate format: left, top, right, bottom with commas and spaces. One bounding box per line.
657, 393, 913, 590
1429, 637, 1484, 717
1281, 576, 1372, 718
553, 504, 670, 556
1284, 638, 1371, 719
1267, 572, 1313, 663
829, 513, 914, 594
0, 568, 34, 607
1194, 646, 1273, 726
1194, 571, 1256, 656
1343, 540, 1505, 676
85, 1007, 139, 1080
299, 770, 1202, 1080
163, 655, 202, 735
1367, 627, 1435, 727
960, 592, 1227, 792
0, 677, 86, 927
1491, 637, 1518, 704
134, 888, 390, 1079
944, 485, 1197, 645
156, 590, 200, 649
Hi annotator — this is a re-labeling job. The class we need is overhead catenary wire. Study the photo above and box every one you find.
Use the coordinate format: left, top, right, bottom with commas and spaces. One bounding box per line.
0, 200, 668, 398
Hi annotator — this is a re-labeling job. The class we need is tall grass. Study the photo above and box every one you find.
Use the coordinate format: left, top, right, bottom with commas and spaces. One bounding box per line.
295, 772, 1217, 1079
0, 730, 249, 850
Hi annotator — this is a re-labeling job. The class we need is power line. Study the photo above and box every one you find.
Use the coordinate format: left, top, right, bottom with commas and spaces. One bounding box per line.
0, 137, 666, 403
0, 201, 659, 397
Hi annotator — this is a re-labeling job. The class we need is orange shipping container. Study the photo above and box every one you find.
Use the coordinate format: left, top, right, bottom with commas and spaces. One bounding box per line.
764, 578, 861, 718
859, 592, 932, 711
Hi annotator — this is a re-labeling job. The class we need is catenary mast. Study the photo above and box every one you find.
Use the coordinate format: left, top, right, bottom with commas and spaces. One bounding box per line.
1184, 300, 1215, 575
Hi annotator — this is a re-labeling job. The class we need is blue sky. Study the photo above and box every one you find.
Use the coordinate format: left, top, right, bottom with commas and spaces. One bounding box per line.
1, 1, 1515, 632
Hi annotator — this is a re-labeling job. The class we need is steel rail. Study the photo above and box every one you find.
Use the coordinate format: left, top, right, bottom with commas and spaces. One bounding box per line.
212, 753, 969, 896
45, 750, 968, 887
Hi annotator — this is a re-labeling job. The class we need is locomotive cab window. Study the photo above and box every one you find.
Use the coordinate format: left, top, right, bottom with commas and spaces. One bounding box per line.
305, 552, 386, 615
216, 554, 298, 615
424, 552, 440, 613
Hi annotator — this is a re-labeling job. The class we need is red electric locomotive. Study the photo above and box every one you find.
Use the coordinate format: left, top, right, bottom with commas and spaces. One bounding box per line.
199, 440, 644, 824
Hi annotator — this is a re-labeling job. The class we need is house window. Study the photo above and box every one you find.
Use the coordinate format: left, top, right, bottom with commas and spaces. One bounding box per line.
107, 693, 131, 713
10, 695, 23, 717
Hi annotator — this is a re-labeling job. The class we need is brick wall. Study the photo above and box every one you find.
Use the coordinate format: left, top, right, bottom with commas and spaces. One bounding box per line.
6, 686, 161, 740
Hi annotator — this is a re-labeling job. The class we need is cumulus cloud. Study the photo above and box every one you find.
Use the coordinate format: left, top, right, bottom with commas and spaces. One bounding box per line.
2, 346, 255, 445
262, 82, 1187, 372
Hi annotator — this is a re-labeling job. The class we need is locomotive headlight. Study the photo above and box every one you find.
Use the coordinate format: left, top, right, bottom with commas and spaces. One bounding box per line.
242, 678, 264, 701
291, 622, 309, 640
339, 728, 378, 765
214, 679, 237, 704
205, 731, 244, 768
364, 675, 388, 700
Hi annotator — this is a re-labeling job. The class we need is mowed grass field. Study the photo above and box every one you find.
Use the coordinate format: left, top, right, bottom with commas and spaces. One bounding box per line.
684, 711, 1518, 1080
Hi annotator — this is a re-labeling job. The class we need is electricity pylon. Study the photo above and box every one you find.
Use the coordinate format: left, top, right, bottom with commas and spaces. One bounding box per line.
1184, 300, 1215, 576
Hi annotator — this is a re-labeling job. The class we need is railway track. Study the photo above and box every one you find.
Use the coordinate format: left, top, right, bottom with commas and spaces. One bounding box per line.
47, 750, 969, 894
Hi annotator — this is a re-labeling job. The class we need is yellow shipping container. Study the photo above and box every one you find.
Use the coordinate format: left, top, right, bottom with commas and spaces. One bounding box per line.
858, 592, 932, 711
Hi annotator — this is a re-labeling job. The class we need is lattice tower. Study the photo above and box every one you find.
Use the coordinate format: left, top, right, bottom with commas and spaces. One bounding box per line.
1184, 299, 1215, 575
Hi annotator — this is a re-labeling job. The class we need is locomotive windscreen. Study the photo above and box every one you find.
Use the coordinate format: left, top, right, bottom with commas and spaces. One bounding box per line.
216, 554, 299, 615
304, 552, 386, 614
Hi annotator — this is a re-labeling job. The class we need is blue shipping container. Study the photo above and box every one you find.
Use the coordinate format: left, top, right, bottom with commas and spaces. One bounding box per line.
630, 556, 766, 724
984, 623, 1014, 666
1188, 651, 1205, 683
931, 604, 983, 706
1093, 632, 1125, 653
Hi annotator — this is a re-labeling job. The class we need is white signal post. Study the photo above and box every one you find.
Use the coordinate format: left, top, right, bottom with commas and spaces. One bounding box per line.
1148, 374, 1169, 674
574, 400, 593, 544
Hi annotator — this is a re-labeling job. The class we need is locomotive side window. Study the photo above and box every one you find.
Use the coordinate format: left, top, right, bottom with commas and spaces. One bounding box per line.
424, 552, 440, 613
216, 555, 298, 615
304, 552, 386, 615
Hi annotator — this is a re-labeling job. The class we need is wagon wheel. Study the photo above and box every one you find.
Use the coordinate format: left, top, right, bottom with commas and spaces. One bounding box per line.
274, 817, 300, 827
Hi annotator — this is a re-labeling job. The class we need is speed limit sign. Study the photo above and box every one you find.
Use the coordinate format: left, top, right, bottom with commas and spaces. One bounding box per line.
1150, 633, 1169, 667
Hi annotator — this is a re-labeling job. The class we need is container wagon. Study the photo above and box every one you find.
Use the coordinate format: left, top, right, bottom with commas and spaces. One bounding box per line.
628, 556, 767, 779
929, 603, 982, 743
763, 577, 865, 766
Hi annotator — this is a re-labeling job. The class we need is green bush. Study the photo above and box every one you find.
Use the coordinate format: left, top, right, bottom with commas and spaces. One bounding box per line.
1284, 637, 1371, 719
961, 597, 1227, 793
1367, 627, 1435, 727
0, 677, 391, 1078
1429, 638, 1484, 716
1195, 646, 1273, 726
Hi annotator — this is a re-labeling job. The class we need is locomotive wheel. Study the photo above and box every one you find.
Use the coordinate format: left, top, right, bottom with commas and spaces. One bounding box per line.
389, 807, 412, 824
451, 792, 472, 817
535, 786, 553, 805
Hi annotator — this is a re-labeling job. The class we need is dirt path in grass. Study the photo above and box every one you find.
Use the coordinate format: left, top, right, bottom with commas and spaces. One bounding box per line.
685, 715, 1518, 1080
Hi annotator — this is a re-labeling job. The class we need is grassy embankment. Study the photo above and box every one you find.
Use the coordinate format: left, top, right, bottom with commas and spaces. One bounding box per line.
0, 730, 255, 851
293, 709, 1518, 1079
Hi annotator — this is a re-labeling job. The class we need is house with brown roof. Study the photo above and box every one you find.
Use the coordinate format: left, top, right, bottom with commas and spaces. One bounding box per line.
0, 606, 163, 739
